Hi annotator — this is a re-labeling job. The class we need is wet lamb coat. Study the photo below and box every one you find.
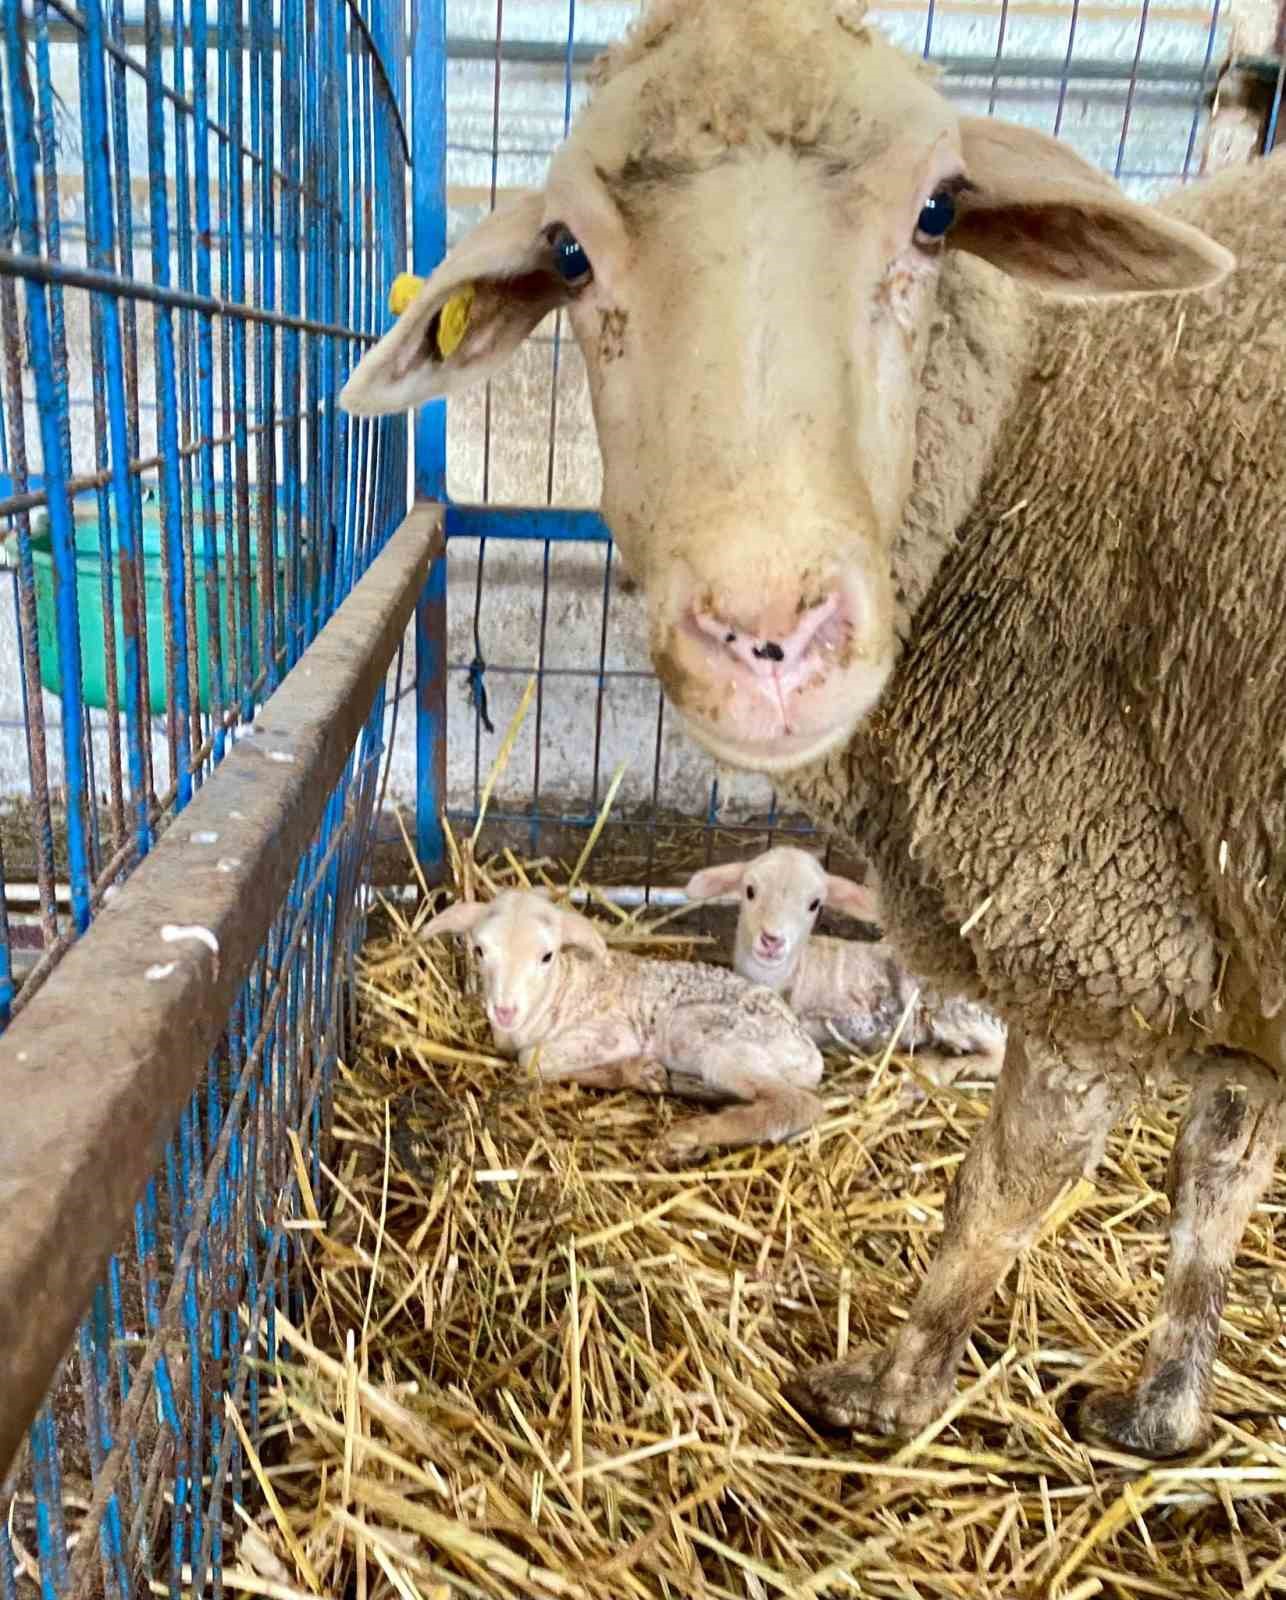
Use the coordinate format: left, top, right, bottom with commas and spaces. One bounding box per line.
789, 148, 1286, 1073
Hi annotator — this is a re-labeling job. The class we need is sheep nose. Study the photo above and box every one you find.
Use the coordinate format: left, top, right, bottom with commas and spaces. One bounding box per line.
691, 592, 844, 682
492, 1004, 517, 1028
757, 932, 785, 957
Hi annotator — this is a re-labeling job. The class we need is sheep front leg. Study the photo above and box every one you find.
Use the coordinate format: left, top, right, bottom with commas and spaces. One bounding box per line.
1078, 1053, 1282, 1458
559, 1056, 670, 1094
785, 1031, 1128, 1436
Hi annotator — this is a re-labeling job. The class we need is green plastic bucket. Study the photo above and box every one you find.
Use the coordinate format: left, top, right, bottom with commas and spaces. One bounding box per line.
29, 493, 296, 717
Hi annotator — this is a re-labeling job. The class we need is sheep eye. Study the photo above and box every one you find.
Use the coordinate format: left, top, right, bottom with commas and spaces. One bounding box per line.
745, 884, 757, 902
473, 944, 484, 959
542, 950, 554, 964
915, 188, 957, 241
547, 224, 592, 287
808, 899, 821, 913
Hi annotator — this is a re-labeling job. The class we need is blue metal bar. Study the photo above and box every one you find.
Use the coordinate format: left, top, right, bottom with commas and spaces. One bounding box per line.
414, 0, 447, 873
2, 0, 94, 933
108, 0, 155, 800
193, 0, 229, 755
446, 505, 611, 543
145, 0, 194, 809
303, 0, 321, 650
225, 0, 253, 719
255, 0, 279, 694
281, 0, 303, 672
318, 0, 338, 626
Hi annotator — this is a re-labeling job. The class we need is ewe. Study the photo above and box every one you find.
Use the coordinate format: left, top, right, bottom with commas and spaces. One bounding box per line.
346, 0, 1286, 1458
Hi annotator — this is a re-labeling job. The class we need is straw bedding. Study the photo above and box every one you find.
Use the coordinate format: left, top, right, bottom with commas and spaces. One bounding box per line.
226, 691, 1286, 1600
231, 836, 1286, 1600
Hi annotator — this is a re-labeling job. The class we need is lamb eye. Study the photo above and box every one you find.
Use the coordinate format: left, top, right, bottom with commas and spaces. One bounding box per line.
473, 944, 484, 959
808, 899, 821, 913
915, 189, 957, 241
548, 224, 592, 286
745, 885, 757, 901
542, 950, 554, 964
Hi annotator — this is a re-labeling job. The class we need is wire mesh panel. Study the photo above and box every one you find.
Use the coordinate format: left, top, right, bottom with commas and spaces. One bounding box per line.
424, 0, 1252, 894
0, 0, 409, 1589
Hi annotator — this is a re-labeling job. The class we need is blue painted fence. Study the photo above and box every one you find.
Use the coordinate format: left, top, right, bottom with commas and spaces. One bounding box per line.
0, 0, 409, 1590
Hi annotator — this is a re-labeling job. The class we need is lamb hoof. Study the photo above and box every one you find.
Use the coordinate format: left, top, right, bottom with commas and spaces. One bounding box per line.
782, 1348, 948, 1438
651, 1129, 709, 1169
1076, 1380, 1208, 1460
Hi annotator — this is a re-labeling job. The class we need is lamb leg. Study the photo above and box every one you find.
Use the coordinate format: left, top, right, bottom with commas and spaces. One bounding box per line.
785, 1030, 1128, 1436
1079, 1052, 1281, 1457
661, 1075, 825, 1156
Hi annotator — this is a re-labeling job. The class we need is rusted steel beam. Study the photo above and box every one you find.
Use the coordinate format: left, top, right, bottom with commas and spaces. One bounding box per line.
0, 502, 443, 1476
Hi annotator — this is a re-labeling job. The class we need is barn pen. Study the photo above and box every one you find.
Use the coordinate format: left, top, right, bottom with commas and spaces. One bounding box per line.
1, 1, 1285, 1598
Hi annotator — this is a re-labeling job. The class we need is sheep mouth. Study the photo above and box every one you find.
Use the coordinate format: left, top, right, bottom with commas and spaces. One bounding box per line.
751, 947, 791, 969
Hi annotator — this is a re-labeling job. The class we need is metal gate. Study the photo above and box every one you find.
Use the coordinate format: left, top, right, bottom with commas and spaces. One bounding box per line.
0, 0, 417, 1592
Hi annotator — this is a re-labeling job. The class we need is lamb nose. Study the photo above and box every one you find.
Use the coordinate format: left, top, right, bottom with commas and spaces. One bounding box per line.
752, 641, 785, 662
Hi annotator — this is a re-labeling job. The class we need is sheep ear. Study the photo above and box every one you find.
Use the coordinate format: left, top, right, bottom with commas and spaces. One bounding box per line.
420, 900, 489, 940
684, 862, 747, 901
823, 874, 881, 924
339, 192, 567, 415
553, 906, 609, 963
951, 118, 1235, 299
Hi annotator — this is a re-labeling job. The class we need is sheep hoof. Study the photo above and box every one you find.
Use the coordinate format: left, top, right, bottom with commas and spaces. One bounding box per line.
1076, 1382, 1208, 1459
651, 1129, 709, 1169
782, 1347, 949, 1438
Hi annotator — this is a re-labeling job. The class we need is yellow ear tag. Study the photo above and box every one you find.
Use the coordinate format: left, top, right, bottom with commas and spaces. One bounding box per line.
388, 272, 424, 317
435, 286, 475, 360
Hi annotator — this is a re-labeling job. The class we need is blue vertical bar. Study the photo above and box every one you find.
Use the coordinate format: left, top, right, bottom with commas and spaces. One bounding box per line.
193, 0, 228, 755
281, 0, 303, 671
2, 3, 93, 934
86, 0, 150, 856
145, 0, 195, 810
225, 0, 253, 718
414, 0, 447, 873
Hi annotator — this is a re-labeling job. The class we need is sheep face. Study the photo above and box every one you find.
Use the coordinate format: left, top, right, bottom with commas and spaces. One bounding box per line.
685, 847, 879, 989
419, 890, 608, 1041
341, 0, 1232, 776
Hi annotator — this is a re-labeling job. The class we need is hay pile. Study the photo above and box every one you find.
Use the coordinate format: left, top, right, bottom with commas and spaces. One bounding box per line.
234, 866, 1286, 1600
231, 696, 1286, 1600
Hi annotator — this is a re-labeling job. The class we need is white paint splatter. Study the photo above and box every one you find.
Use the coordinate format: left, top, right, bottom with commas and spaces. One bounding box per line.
161, 924, 220, 958
217, 858, 243, 873
17, 1051, 28, 1063
267, 750, 296, 764
146, 962, 178, 981
190, 830, 219, 845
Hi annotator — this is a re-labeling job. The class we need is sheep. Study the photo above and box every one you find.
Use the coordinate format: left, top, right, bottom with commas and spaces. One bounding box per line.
342, 0, 1286, 1459
684, 847, 1006, 1092
419, 889, 826, 1156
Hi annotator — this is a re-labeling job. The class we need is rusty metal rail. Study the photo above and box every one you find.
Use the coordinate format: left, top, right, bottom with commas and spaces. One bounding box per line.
0, 503, 442, 1477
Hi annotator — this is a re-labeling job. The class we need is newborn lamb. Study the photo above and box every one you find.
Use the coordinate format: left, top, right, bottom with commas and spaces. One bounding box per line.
685, 848, 1006, 1091
420, 888, 825, 1155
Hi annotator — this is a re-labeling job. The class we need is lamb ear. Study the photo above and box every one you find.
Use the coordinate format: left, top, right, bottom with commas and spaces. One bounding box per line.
419, 900, 489, 940
684, 862, 747, 901
339, 192, 566, 415
823, 873, 882, 924
951, 118, 1235, 299
553, 906, 609, 962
